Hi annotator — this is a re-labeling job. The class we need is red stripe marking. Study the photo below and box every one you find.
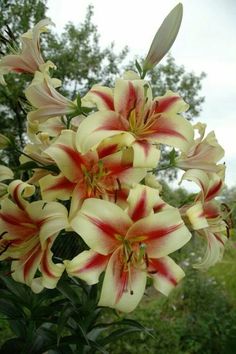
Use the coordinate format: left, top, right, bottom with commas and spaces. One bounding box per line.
23, 245, 42, 281
206, 180, 222, 201
214, 233, 225, 246
149, 258, 177, 285
79, 253, 108, 273
12, 183, 24, 210
92, 89, 114, 110
41, 240, 57, 278
130, 189, 147, 221
45, 176, 75, 192
98, 144, 118, 158
153, 202, 166, 213
144, 223, 182, 240
58, 144, 85, 169
84, 214, 120, 240
155, 96, 180, 113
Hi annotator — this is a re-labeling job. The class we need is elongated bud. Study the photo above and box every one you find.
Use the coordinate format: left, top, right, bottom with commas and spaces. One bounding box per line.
143, 3, 183, 72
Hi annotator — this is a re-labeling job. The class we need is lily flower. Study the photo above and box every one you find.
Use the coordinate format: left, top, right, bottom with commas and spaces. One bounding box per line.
25, 68, 77, 124
176, 123, 225, 172
181, 169, 227, 269
39, 130, 147, 218
0, 19, 53, 85
67, 185, 191, 312
77, 76, 194, 167
0, 180, 68, 291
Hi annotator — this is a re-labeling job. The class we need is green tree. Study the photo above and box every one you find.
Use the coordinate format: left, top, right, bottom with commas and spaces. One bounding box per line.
0, 1, 205, 172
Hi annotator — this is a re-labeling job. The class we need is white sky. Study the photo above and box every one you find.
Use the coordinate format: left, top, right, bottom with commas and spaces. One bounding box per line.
47, 0, 236, 187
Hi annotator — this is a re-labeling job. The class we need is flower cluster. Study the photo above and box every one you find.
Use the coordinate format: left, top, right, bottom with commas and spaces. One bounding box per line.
0, 13, 229, 312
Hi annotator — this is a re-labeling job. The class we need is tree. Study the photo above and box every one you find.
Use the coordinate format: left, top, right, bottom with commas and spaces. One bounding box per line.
0, 0, 205, 172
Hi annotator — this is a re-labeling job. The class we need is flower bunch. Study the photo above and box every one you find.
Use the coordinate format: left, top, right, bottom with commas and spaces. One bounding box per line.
0, 4, 229, 313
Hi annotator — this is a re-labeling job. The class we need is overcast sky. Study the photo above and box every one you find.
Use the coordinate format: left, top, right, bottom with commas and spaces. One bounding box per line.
47, 0, 236, 188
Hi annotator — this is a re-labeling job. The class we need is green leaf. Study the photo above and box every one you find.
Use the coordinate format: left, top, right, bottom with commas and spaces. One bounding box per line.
17, 161, 40, 171
135, 59, 143, 77
143, 3, 183, 71
76, 93, 82, 109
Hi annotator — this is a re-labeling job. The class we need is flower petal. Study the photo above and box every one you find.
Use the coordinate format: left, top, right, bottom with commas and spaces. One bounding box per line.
39, 173, 75, 201
132, 140, 161, 168
83, 85, 114, 110
70, 199, 132, 255
77, 110, 127, 153
127, 209, 191, 258
193, 230, 227, 270
98, 248, 147, 312
149, 256, 185, 296
65, 250, 109, 285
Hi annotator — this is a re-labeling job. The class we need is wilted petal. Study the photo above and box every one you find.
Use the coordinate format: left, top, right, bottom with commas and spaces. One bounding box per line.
194, 229, 227, 270
177, 128, 225, 172
186, 202, 209, 230
181, 169, 224, 201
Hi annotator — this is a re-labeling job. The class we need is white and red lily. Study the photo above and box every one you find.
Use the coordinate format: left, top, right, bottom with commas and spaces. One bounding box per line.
0, 19, 53, 85
39, 130, 147, 217
25, 68, 77, 124
77, 75, 194, 167
0, 180, 68, 291
67, 185, 191, 312
176, 122, 225, 172
181, 169, 227, 269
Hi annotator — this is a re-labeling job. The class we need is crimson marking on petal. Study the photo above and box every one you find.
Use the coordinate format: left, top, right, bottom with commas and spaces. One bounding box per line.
83, 214, 120, 240
149, 123, 188, 141
144, 223, 183, 240
13, 68, 27, 73
12, 183, 24, 210
149, 258, 177, 285
95, 115, 124, 132
153, 203, 166, 213
123, 81, 137, 117
23, 244, 42, 281
98, 144, 118, 159
113, 252, 129, 303
206, 180, 222, 201
130, 189, 147, 222
40, 239, 57, 278
58, 144, 86, 169
214, 233, 225, 246
136, 140, 151, 157
91, 89, 114, 110
78, 253, 109, 273
155, 96, 180, 113
44, 176, 75, 192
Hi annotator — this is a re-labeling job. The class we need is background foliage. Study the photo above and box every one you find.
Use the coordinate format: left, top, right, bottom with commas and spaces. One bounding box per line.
1, 1, 235, 353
